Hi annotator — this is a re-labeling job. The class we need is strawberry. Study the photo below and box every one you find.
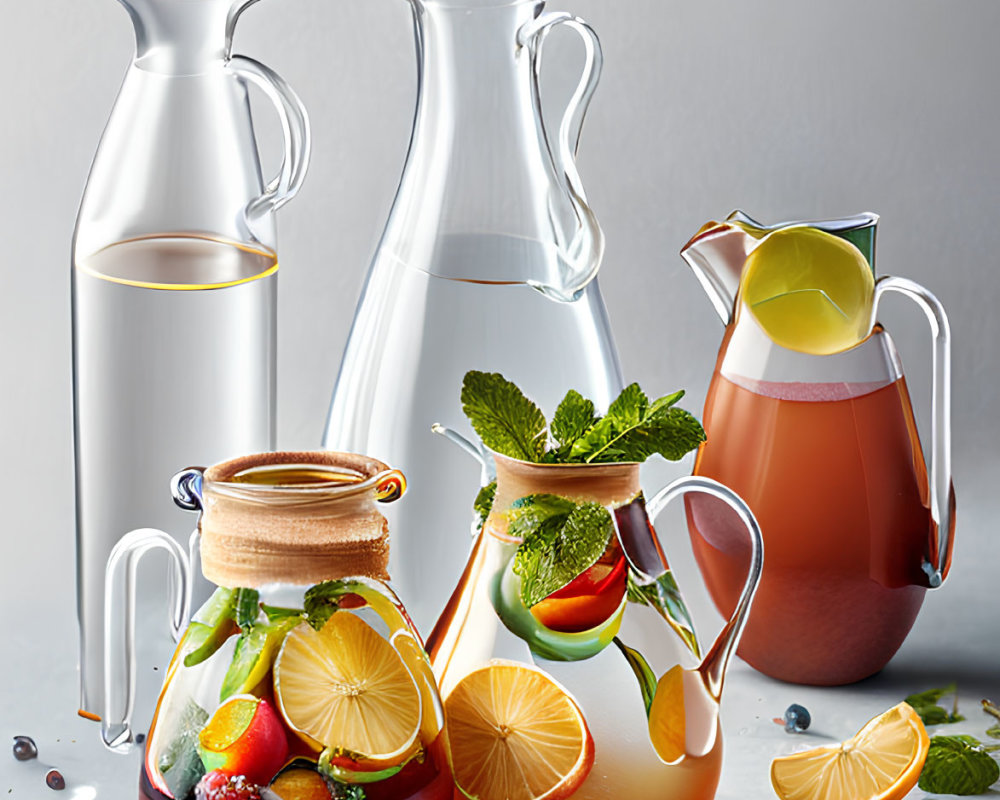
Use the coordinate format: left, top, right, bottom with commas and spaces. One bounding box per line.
195, 770, 262, 800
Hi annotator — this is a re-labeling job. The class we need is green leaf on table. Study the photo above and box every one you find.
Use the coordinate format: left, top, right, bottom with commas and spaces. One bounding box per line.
510, 494, 613, 607
918, 734, 1000, 795
983, 699, 1000, 739
568, 384, 705, 463
906, 683, 965, 725
461, 371, 547, 462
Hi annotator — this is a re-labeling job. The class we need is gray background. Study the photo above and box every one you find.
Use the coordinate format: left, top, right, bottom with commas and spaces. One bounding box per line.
2, 0, 999, 797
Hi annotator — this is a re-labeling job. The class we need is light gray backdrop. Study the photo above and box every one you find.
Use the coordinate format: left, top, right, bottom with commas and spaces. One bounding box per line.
2, 1, 998, 797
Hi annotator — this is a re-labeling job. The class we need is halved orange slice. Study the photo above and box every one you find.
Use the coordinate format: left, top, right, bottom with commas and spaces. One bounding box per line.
273, 611, 422, 765
444, 660, 594, 800
770, 702, 929, 800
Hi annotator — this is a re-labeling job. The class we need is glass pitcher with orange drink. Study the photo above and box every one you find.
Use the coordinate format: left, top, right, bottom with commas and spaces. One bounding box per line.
681, 212, 955, 685
428, 373, 763, 800
101, 452, 451, 800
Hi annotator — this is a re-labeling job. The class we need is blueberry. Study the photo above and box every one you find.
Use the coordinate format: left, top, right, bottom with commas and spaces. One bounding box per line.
12, 736, 37, 761
784, 703, 811, 733
45, 769, 65, 790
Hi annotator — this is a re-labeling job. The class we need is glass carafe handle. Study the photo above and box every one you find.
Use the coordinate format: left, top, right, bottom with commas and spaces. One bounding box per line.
102, 528, 192, 752
517, 12, 604, 299
228, 55, 311, 222
872, 276, 954, 588
645, 476, 763, 700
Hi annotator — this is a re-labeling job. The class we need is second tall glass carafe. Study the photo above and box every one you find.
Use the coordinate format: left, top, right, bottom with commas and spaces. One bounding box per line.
324, 0, 623, 631
73, 0, 309, 721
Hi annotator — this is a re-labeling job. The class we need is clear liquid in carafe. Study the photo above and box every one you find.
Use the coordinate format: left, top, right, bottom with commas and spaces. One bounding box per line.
73, 234, 277, 718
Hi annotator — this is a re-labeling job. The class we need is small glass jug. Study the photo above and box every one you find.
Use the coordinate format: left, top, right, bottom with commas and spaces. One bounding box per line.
74, 0, 310, 720
324, 0, 624, 632
426, 441, 763, 800
102, 452, 451, 800
680, 211, 955, 685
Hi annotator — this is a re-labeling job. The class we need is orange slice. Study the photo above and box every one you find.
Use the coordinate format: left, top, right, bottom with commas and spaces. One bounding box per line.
648, 665, 686, 764
444, 660, 594, 800
273, 611, 421, 764
770, 702, 929, 800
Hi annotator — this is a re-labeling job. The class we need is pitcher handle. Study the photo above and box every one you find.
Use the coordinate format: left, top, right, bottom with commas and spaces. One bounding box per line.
517, 12, 604, 300
102, 529, 192, 753
645, 476, 763, 700
872, 276, 954, 588
228, 55, 311, 222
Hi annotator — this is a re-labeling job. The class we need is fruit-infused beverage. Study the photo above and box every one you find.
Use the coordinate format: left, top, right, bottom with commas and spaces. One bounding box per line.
688, 371, 931, 685
681, 212, 955, 685
102, 452, 451, 800
428, 374, 763, 800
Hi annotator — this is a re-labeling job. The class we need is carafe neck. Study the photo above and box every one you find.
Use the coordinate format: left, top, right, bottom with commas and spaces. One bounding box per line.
121, 0, 253, 74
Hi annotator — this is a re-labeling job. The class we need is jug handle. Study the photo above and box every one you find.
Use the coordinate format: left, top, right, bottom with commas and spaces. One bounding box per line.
228, 55, 311, 221
517, 13, 605, 299
645, 476, 763, 700
101, 528, 192, 753
871, 276, 954, 588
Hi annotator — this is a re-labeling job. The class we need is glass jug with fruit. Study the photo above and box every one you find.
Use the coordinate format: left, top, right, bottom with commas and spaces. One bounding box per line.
427, 373, 763, 800
73, 0, 310, 721
102, 452, 451, 800
323, 0, 624, 634
680, 211, 955, 685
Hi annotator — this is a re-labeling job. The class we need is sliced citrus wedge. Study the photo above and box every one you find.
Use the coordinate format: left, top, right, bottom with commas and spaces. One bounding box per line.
740, 225, 875, 355
445, 660, 594, 800
770, 702, 929, 800
274, 611, 422, 765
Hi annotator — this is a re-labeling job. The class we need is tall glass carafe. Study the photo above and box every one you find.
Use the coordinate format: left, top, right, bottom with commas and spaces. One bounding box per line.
324, 0, 623, 631
680, 212, 955, 685
73, 0, 310, 721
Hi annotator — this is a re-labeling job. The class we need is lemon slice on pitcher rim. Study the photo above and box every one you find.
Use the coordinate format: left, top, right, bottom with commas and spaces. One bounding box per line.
739, 225, 875, 356
445, 660, 595, 800
770, 702, 929, 800
274, 611, 422, 763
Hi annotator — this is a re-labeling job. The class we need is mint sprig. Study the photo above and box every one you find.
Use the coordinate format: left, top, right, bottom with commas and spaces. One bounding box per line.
460, 371, 705, 466
509, 494, 613, 607
906, 683, 965, 725
918, 735, 1000, 795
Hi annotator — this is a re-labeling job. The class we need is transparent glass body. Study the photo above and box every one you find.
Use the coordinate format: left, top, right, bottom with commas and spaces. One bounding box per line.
73, 0, 309, 719
681, 213, 955, 685
427, 454, 762, 800
102, 454, 450, 799
323, 0, 623, 633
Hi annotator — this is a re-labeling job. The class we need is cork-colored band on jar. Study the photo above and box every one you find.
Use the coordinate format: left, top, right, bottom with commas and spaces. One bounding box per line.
198, 451, 397, 588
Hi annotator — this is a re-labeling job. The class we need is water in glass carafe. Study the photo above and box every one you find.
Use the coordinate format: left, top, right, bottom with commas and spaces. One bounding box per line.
324, 0, 623, 632
73, 0, 310, 720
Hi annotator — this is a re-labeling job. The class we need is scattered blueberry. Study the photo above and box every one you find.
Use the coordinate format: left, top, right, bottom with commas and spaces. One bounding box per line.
12, 736, 37, 761
135, 733, 145, 745
784, 703, 811, 733
45, 769, 65, 790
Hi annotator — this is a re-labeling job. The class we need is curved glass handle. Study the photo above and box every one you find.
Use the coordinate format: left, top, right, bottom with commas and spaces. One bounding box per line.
228, 55, 311, 222
645, 476, 763, 700
872, 276, 954, 588
102, 528, 192, 753
517, 12, 605, 300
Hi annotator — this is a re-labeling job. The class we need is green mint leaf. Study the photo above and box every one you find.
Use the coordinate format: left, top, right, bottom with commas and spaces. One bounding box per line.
918, 735, 1000, 795
906, 683, 965, 725
473, 481, 497, 530
235, 588, 261, 631
183, 588, 238, 668
626, 572, 700, 659
219, 615, 301, 702
158, 699, 208, 798
613, 637, 657, 716
510, 495, 613, 607
568, 384, 705, 463
550, 390, 597, 449
988, 724, 1000, 739
304, 580, 352, 631
461, 371, 547, 462
261, 604, 306, 621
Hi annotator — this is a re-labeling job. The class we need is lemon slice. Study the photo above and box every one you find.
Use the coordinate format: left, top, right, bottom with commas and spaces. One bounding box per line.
739, 226, 874, 355
445, 660, 594, 800
274, 612, 421, 764
770, 702, 929, 800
